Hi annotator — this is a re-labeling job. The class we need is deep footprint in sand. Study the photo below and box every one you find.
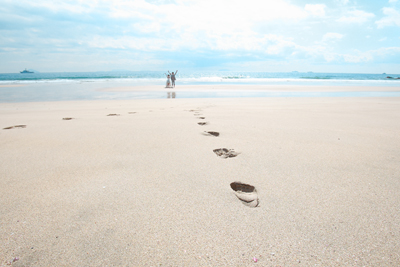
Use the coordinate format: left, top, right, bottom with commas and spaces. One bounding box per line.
107, 114, 120, 116
197, 117, 205, 119
62, 117, 74, 120
3, 125, 26, 130
203, 131, 220, 137
213, 148, 239, 158
198, 122, 208, 126
230, 182, 259, 207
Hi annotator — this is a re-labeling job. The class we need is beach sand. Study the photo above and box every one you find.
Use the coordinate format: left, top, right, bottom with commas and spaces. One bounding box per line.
1, 85, 400, 266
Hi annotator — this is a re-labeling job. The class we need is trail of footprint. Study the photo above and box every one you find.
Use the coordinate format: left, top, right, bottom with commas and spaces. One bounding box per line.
230, 182, 259, 208
190, 108, 259, 208
213, 148, 239, 158
3, 125, 26, 130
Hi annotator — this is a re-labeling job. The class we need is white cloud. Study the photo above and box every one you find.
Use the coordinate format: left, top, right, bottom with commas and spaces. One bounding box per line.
337, 10, 375, 23
371, 46, 400, 56
83, 30, 300, 56
342, 53, 372, 63
1, 0, 326, 62
335, 0, 349, 5
54, 0, 310, 46
322, 32, 344, 42
3, 0, 400, 73
305, 4, 326, 17
22, 0, 97, 14
307, 50, 371, 64
389, 0, 398, 3
132, 22, 161, 34
95, 0, 311, 53
159, 0, 308, 36
7, 0, 312, 53
376, 7, 400, 28
328, 47, 400, 63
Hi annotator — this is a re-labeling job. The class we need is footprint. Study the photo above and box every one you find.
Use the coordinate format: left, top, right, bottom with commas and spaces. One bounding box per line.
213, 148, 239, 158
107, 114, 120, 116
198, 122, 208, 126
230, 182, 259, 208
62, 117, 74, 120
3, 125, 26, 130
197, 117, 205, 119
203, 131, 219, 137
128, 112, 136, 114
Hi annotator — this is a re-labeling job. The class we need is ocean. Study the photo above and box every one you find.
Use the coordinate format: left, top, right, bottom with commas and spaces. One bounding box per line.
1, 71, 400, 102
2, 71, 400, 85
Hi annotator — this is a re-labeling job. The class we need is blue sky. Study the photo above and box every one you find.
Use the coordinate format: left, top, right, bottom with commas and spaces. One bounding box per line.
0, 0, 399, 73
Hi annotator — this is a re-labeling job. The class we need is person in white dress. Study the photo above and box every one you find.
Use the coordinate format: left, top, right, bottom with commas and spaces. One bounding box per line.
165, 73, 171, 88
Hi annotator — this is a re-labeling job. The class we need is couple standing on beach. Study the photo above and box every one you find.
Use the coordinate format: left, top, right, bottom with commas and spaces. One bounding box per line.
165, 70, 178, 88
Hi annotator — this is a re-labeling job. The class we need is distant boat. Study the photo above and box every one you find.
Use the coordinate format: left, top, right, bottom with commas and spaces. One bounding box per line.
20, 69, 34, 73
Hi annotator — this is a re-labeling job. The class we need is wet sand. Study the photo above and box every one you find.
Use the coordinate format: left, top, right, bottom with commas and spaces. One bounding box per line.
0, 85, 26, 88
1, 86, 400, 266
99, 84, 400, 92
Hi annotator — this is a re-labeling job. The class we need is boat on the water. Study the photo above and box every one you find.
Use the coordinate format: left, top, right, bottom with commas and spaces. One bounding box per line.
20, 69, 34, 73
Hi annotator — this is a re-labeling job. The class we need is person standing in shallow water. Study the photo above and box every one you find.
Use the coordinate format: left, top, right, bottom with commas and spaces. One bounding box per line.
168, 70, 178, 87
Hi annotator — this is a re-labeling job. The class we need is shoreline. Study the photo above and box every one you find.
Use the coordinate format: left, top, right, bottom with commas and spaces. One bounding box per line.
99, 84, 400, 92
1, 83, 400, 103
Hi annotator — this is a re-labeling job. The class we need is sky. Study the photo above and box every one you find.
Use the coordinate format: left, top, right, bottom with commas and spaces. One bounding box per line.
0, 0, 399, 73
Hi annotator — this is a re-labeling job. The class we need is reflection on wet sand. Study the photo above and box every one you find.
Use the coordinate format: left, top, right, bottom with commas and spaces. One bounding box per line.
167, 92, 176, 98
